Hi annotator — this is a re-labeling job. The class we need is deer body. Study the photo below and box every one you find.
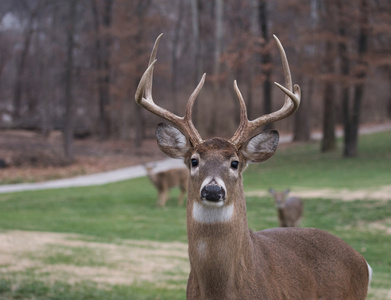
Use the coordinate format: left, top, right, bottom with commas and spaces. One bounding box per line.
145, 165, 188, 206
135, 34, 371, 299
184, 139, 368, 300
270, 189, 303, 227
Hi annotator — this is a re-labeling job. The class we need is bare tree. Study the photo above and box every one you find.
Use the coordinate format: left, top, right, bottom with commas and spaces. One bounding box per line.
91, 0, 113, 140
321, 39, 336, 152
207, 0, 224, 135
258, 0, 273, 130
133, 0, 152, 148
63, 0, 78, 161
190, 0, 202, 126
0, 0, 389, 149
293, 0, 319, 142
12, 0, 44, 121
171, 0, 185, 112
342, 0, 369, 157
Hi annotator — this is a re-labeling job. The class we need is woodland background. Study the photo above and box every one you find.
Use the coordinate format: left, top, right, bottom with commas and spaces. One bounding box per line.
0, 0, 390, 165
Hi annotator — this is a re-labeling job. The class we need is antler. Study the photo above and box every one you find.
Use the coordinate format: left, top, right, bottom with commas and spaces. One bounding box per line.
135, 33, 205, 147
229, 35, 301, 147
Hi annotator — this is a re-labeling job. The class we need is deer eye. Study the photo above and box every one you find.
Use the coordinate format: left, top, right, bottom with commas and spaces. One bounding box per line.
191, 158, 199, 167
230, 160, 239, 169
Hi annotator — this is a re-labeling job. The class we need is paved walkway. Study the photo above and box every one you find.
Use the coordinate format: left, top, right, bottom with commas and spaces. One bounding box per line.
0, 158, 185, 194
0, 122, 390, 194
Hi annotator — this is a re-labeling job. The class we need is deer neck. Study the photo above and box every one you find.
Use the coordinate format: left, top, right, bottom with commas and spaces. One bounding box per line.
186, 182, 255, 297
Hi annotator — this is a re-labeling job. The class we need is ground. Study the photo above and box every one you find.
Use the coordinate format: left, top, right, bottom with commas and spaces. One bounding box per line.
0, 130, 166, 184
0, 129, 390, 299
246, 185, 391, 202
0, 230, 189, 288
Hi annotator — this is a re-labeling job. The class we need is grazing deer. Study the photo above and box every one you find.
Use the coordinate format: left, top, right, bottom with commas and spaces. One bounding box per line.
135, 34, 371, 300
144, 164, 188, 207
269, 188, 303, 227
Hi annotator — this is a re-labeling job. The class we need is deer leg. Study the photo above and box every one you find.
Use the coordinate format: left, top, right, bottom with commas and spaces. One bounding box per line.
160, 189, 169, 207
157, 189, 167, 207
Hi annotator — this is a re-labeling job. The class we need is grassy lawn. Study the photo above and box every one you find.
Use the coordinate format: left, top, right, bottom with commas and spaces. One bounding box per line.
0, 131, 390, 299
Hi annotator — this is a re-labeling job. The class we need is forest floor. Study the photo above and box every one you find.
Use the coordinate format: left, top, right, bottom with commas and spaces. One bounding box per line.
0, 129, 166, 184
0, 121, 390, 186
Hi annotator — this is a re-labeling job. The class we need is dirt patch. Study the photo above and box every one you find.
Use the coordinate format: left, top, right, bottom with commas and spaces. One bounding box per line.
370, 289, 391, 300
246, 185, 391, 202
0, 230, 189, 288
364, 218, 391, 235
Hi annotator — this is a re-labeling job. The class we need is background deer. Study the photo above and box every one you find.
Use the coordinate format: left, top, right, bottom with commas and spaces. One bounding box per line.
269, 188, 303, 227
135, 34, 372, 299
144, 164, 188, 207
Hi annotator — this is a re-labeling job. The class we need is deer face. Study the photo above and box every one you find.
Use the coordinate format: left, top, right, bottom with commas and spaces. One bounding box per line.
156, 123, 279, 209
269, 189, 290, 209
189, 138, 240, 207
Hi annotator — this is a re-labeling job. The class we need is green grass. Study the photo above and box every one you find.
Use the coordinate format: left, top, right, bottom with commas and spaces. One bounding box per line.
0, 278, 185, 300
0, 178, 188, 242
0, 131, 390, 299
244, 130, 391, 190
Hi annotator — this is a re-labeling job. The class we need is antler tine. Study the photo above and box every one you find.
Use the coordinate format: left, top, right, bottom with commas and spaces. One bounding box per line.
229, 35, 301, 147
135, 34, 204, 147
183, 73, 206, 143
229, 81, 248, 146
144, 33, 163, 100
272, 34, 301, 115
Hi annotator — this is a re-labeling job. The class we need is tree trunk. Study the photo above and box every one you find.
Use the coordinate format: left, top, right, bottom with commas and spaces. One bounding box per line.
321, 40, 336, 152
208, 0, 223, 136
133, 0, 152, 148
246, 0, 258, 121
293, 0, 318, 142
63, 0, 77, 162
258, 0, 272, 130
343, 0, 368, 157
388, 69, 391, 118
293, 76, 311, 141
92, 0, 113, 140
171, 0, 184, 113
12, 0, 43, 121
190, 0, 202, 128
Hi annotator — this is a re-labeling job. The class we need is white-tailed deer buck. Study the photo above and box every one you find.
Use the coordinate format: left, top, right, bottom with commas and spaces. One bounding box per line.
135, 34, 372, 300
144, 164, 188, 207
269, 188, 303, 227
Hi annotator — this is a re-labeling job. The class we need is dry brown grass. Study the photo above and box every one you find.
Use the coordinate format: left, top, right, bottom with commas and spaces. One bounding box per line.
246, 185, 391, 202
0, 230, 189, 288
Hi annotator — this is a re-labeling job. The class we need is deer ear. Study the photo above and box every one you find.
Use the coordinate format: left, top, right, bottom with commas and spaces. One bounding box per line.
240, 130, 279, 163
156, 123, 190, 158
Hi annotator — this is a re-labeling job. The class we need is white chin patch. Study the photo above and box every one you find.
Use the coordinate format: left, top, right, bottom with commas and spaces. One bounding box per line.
202, 199, 224, 207
192, 202, 234, 224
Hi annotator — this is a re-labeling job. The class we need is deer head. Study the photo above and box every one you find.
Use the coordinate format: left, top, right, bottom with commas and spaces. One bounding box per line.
135, 34, 300, 212
269, 188, 290, 208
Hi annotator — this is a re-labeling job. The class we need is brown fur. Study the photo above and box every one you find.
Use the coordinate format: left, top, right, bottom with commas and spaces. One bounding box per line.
136, 34, 369, 299
181, 139, 369, 300
270, 189, 303, 227
145, 166, 188, 207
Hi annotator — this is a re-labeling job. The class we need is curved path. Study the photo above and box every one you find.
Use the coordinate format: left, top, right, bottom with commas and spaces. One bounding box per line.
0, 122, 390, 194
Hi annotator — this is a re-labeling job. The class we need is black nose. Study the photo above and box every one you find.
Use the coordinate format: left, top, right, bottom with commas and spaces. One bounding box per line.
201, 184, 225, 202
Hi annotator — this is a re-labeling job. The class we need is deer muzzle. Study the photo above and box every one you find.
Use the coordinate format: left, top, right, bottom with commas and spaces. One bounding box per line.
201, 184, 225, 202
200, 176, 226, 205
